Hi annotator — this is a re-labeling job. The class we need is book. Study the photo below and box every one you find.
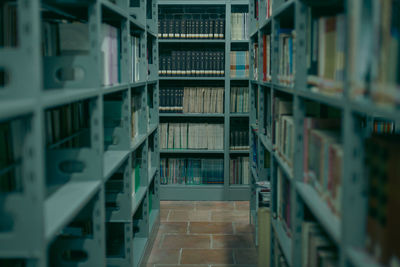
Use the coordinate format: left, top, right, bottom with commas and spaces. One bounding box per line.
101, 23, 120, 86
230, 51, 250, 78
230, 157, 249, 185
278, 29, 296, 87
231, 12, 249, 40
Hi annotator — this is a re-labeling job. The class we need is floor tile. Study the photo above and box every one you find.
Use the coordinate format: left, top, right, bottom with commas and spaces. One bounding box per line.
234, 201, 250, 211
189, 222, 233, 234
159, 222, 188, 234
147, 249, 180, 264
234, 248, 258, 264
233, 222, 254, 234
156, 265, 209, 267
212, 234, 254, 248
161, 201, 196, 210
181, 249, 234, 264
196, 201, 235, 211
168, 210, 211, 222
161, 234, 211, 249
160, 209, 169, 222
211, 210, 249, 222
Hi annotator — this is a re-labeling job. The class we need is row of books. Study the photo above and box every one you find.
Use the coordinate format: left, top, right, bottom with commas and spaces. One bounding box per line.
0, 120, 22, 193
45, 101, 90, 149
263, 34, 272, 82
230, 87, 249, 113
229, 157, 249, 185
0, 1, 17, 47
252, 42, 258, 80
131, 35, 141, 82
230, 51, 249, 78
231, 12, 249, 40
160, 158, 224, 185
159, 87, 224, 114
365, 135, 400, 266
158, 18, 225, 39
230, 128, 249, 150
307, 13, 346, 95
159, 50, 225, 77
272, 96, 293, 165
159, 123, 224, 150
301, 221, 338, 266
278, 29, 296, 87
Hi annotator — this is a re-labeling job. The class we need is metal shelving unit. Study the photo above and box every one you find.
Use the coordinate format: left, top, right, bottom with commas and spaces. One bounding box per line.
158, 0, 251, 201
0, 0, 159, 266
249, 0, 400, 266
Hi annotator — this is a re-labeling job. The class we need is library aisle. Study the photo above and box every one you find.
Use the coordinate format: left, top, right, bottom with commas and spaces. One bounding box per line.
144, 201, 257, 266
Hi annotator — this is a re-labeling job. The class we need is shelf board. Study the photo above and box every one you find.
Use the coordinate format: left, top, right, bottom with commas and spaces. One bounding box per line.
130, 81, 147, 88
128, 16, 146, 31
42, 88, 99, 109
296, 182, 341, 245
148, 123, 158, 135
44, 180, 101, 242
103, 150, 130, 180
158, 0, 227, 5
273, 0, 295, 17
274, 153, 293, 179
103, 83, 130, 94
273, 84, 295, 95
148, 167, 158, 185
131, 133, 147, 151
259, 17, 272, 30
159, 113, 224, 118
229, 149, 250, 154
272, 219, 293, 266
132, 186, 147, 215
230, 77, 249, 81
161, 184, 223, 188
231, 40, 249, 43
297, 90, 344, 109
147, 79, 158, 85
159, 77, 225, 80
159, 39, 225, 43
258, 133, 273, 152
260, 81, 273, 87
101, 0, 128, 19
147, 29, 157, 38
350, 99, 400, 121
0, 98, 35, 120
347, 247, 383, 267
160, 149, 224, 154
230, 113, 249, 117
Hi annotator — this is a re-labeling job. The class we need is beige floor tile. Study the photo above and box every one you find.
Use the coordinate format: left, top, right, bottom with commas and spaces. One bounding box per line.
189, 222, 233, 234
196, 201, 235, 211
211, 210, 249, 222
147, 249, 180, 264
159, 222, 188, 234
212, 234, 254, 248
156, 265, 209, 267
234, 201, 250, 211
161, 201, 196, 210
160, 210, 169, 222
181, 249, 234, 264
161, 234, 211, 249
168, 210, 211, 222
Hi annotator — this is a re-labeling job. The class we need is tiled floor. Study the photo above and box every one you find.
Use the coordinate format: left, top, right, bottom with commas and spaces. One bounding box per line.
145, 201, 257, 267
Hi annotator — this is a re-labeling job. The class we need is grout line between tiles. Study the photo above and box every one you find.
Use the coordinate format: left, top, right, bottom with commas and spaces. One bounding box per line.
210, 234, 213, 249
187, 221, 190, 234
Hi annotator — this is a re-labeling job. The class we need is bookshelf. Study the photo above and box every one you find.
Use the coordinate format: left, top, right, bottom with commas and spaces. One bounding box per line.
157, 0, 251, 201
250, 0, 400, 266
0, 0, 159, 266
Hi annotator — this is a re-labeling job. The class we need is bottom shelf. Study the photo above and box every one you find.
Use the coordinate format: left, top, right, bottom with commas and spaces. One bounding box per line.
149, 209, 160, 234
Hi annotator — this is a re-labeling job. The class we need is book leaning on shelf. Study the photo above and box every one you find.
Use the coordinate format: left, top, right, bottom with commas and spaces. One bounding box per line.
262, 34, 272, 82
159, 87, 224, 114
159, 123, 224, 150
131, 92, 142, 140
131, 35, 141, 82
306, 13, 345, 95
252, 42, 258, 80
